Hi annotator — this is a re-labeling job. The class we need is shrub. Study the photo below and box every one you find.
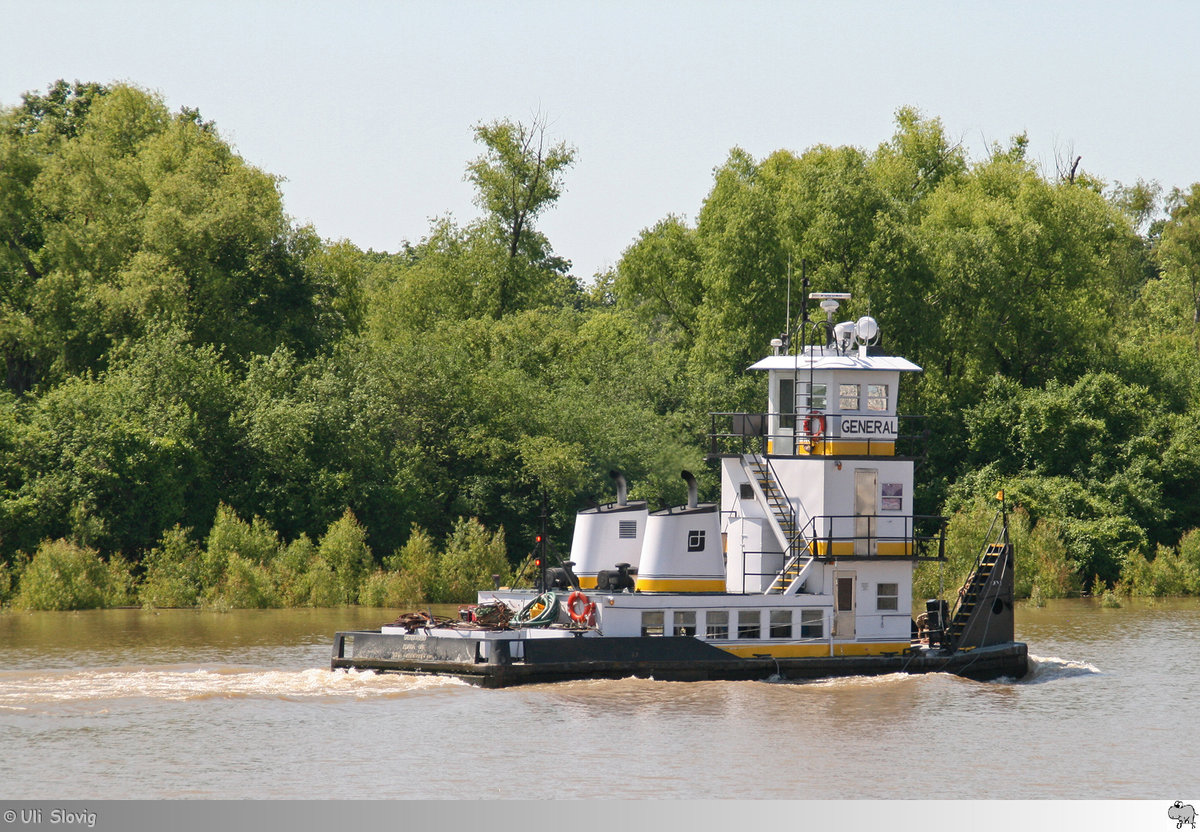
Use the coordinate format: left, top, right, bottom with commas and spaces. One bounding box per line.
390, 525, 442, 604
0, 561, 15, 605
139, 526, 203, 608
1023, 518, 1081, 599
1120, 543, 1200, 597
204, 553, 278, 610
441, 517, 509, 602
272, 534, 318, 606
316, 509, 373, 604
200, 504, 282, 608
13, 539, 113, 610
358, 570, 408, 608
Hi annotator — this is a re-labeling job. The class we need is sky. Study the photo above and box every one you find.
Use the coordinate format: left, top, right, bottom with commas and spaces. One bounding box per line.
3, 1, 1199, 280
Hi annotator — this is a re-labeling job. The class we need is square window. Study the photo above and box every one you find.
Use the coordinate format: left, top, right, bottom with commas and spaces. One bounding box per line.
800, 382, 827, 411
800, 609, 824, 638
687, 530, 706, 552
705, 610, 729, 639
867, 384, 888, 412
839, 383, 860, 411
641, 611, 664, 637
618, 520, 637, 539
877, 583, 899, 611
737, 610, 761, 639
673, 610, 697, 637
769, 609, 792, 639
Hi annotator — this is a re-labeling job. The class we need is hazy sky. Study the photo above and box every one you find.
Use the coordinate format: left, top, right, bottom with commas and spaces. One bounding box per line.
4, 1, 1198, 280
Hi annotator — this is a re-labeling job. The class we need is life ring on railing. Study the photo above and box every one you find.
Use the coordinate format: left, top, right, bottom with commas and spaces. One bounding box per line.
802, 412, 826, 443
567, 590, 594, 624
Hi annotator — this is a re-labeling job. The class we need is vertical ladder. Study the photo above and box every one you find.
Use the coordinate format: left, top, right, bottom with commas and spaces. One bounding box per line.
744, 455, 813, 594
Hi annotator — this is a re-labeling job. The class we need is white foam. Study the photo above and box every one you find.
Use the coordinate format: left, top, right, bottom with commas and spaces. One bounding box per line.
0, 666, 468, 705
1017, 654, 1102, 684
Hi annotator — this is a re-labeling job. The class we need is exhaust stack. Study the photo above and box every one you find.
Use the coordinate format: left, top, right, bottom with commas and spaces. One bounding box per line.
681, 470, 698, 509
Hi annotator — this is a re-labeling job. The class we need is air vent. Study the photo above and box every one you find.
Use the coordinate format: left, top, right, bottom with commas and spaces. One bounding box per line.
618, 520, 638, 539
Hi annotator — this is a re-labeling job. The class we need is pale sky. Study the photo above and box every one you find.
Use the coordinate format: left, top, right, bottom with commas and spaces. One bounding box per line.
4, 1, 1199, 280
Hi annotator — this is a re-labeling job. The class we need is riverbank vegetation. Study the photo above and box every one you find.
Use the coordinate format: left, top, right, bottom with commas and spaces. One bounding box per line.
2, 80, 1199, 609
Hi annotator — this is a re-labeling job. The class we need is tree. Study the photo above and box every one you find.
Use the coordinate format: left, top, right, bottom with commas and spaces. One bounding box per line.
0, 81, 341, 394
1157, 183, 1200, 324
464, 115, 576, 315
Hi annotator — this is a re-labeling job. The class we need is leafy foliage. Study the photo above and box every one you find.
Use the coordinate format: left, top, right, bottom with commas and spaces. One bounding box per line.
2, 84, 1199, 606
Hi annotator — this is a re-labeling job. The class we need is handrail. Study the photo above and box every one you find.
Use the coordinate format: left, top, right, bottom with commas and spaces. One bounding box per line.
798, 513, 947, 560
708, 411, 930, 458
948, 508, 1007, 626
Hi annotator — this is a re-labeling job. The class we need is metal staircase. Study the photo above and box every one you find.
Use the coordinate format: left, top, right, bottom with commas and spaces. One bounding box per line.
742, 455, 814, 594
946, 542, 1009, 646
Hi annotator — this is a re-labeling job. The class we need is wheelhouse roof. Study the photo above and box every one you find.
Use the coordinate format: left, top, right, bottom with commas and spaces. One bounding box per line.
748, 352, 923, 373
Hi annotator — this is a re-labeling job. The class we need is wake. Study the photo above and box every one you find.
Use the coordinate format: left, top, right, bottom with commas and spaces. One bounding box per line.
0, 665, 465, 706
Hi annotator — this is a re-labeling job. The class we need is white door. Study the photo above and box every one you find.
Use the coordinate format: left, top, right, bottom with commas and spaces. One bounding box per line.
834, 571, 856, 639
854, 468, 878, 556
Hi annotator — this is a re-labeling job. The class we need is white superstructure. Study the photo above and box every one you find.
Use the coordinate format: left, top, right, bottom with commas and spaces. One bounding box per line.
476, 296, 947, 660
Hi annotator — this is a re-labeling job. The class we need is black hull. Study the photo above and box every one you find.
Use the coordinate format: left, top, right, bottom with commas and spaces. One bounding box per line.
331, 631, 1028, 688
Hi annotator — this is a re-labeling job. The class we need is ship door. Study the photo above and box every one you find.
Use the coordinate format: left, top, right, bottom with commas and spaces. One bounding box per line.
854, 468, 878, 555
834, 571, 856, 639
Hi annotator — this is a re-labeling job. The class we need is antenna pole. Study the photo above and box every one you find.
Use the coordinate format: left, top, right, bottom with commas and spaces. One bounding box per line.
785, 256, 793, 355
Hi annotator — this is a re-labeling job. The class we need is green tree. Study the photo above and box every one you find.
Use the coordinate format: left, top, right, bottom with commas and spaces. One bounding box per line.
464, 115, 577, 315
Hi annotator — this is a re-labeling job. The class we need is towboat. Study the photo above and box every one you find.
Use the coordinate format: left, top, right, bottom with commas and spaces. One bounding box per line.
332, 293, 1028, 687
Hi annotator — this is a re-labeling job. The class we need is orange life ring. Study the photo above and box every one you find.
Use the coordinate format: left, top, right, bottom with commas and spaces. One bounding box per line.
567, 590, 592, 623
803, 412, 826, 441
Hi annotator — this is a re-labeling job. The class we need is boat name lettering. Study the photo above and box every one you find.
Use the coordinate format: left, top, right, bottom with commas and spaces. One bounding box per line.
838, 417, 896, 436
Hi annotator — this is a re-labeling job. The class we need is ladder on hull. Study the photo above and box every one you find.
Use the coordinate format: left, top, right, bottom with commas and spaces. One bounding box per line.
946, 542, 1013, 649
742, 455, 814, 595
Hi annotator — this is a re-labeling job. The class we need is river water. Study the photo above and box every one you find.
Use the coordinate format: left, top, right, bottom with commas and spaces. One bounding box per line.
1, 599, 1197, 800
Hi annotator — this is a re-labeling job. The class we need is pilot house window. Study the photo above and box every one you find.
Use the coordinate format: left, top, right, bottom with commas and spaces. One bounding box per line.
867, 384, 889, 412
839, 383, 860, 411
687, 530, 706, 552
799, 382, 827, 411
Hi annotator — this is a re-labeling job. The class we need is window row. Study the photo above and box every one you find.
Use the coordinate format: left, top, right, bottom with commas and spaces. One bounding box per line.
641, 608, 825, 640
779, 381, 890, 426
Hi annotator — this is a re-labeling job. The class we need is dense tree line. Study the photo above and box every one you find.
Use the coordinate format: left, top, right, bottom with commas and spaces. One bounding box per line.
1, 82, 1198, 609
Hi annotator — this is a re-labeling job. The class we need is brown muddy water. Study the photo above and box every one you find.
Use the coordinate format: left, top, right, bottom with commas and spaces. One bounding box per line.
1, 599, 1197, 799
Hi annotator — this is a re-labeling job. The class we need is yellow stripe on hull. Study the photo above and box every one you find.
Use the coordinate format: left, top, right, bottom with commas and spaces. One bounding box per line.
634, 578, 727, 592
718, 641, 910, 659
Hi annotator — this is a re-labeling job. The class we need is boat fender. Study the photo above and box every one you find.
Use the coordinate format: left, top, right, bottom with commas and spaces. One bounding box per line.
567, 590, 596, 625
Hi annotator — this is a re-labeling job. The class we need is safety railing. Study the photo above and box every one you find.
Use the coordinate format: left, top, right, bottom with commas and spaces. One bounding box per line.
708, 412, 930, 458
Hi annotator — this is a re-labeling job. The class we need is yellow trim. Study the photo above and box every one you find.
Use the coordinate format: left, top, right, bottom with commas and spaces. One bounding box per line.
795, 440, 895, 457
576, 575, 598, 589
811, 540, 914, 557
635, 577, 727, 592
767, 439, 774, 454
719, 641, 909, 659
